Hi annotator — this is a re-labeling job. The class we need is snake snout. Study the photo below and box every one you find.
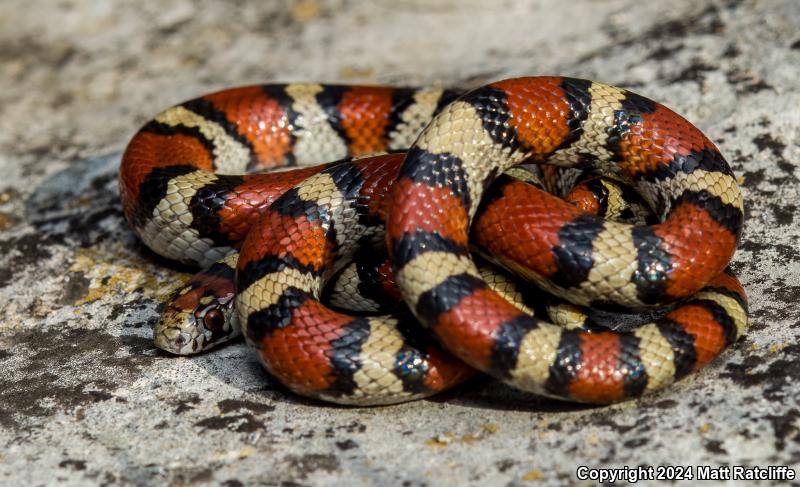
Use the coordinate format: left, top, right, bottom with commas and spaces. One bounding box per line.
153, 324, 197, 355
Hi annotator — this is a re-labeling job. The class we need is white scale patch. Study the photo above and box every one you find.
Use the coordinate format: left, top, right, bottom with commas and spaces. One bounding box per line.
551, 82, 627, 175
351, 317, 413, 402
396, 251, 481, 310
414, 100, 529, 217
484, 221, 655, 310
478, 265, 534, 315
480, 256, 579, 308
220, 252, 240, 268
154, 106, 251, 175
693, 290, 749, 336
236, 268, 318, 340
328, 263, 381, 313
388, 87, 445, 150
317, 315, 431, 406
637, 170, 743, 219
502, 166, 542, 186
285, 83, 348, 165
633, 324, 677, 392
578, 221, 642, 308
138, 170, 234, 267
509, 324, 563, 395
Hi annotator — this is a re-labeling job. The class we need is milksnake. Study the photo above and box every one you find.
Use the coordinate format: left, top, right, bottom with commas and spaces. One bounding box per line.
119, 78, 748, 405
154, 167, 653, 350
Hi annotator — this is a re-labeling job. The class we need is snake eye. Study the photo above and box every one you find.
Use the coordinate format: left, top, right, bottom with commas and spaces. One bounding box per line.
203, 309, 225, 332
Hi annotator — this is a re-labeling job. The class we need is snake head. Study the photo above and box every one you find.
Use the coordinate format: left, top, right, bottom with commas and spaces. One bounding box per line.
153, 263, 240, 355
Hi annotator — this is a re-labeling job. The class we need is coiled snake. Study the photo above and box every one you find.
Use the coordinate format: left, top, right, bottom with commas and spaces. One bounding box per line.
119, 78, 748, 405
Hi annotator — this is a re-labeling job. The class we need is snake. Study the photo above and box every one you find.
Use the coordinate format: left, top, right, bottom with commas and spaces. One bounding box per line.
119, 78, 748, 405
153, 165, 655, 349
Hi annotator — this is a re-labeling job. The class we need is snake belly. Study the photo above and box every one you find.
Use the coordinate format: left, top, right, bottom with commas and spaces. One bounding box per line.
120, 78, 748, 405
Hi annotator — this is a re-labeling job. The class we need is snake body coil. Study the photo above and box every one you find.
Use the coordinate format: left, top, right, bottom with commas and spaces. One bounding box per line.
120, 78, 748, 405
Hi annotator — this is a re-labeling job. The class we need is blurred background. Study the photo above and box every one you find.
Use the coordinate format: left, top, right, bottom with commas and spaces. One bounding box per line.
3, 0, 794, 168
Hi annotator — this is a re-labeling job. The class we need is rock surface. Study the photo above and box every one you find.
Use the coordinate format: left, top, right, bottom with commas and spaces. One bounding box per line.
1, 0, 798, 485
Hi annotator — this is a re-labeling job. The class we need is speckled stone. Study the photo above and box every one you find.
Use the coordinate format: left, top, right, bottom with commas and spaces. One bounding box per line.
1, 0, 798, 485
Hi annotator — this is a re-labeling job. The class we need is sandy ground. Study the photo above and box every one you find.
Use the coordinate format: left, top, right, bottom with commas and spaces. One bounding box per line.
1, 0, 798, 485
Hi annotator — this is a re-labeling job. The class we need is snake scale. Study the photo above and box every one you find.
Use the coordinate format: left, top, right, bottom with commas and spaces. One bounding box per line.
119, 77, 748, 405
